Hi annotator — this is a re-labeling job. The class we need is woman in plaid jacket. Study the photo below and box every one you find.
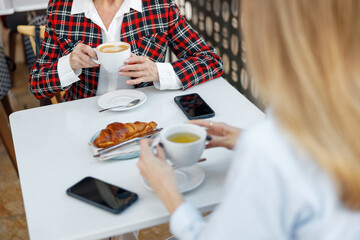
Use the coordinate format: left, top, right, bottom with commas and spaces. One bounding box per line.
29, 0, 223, 102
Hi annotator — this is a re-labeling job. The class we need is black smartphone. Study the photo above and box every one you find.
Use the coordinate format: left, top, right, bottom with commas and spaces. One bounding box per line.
66, 177, 138, 214
174, 93, 215, 120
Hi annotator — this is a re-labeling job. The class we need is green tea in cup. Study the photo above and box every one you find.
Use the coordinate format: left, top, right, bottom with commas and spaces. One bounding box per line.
160, 124, 206, 167
167, 132, 200, 143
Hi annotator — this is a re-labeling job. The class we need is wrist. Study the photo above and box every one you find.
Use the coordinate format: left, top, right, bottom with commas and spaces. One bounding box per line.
154, 64, 159, 82
69, 53, 79, 72
157, 180, 184, 214
164, 190, 184, 214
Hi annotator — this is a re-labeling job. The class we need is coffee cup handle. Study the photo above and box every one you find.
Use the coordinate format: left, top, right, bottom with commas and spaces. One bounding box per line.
92, 58, 100, 64
92, 48, 100, 64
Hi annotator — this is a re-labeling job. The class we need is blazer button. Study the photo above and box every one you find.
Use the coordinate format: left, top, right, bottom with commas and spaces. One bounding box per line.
68, 42, 74, 47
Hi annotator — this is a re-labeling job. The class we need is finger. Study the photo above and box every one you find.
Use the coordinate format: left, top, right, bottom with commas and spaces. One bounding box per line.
73, 42, 85, 50
126, 77, 147, 85
155, 143, 166, 160
125, 55, 148, 64
189, 120, 219, 136
82, 45, 97, 59
78, 54, 99, 67
119, 70, 143, 78
205, 135, 223, 149
205, 143, 214, 149
121, 63, 143, 72
188, 120, 212, 128
139, 139, 155, 157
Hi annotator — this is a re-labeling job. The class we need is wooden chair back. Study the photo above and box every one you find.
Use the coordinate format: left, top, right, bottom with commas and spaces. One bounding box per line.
17, 25, 64, 104
17, 25, 46, 56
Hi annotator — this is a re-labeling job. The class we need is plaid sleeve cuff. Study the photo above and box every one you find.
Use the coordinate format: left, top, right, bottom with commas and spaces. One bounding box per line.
154, 62, 182, 90
58, 54, 81, 88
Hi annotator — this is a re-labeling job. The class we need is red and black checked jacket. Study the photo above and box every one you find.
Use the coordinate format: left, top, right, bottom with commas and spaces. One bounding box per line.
29, 0, 223, 101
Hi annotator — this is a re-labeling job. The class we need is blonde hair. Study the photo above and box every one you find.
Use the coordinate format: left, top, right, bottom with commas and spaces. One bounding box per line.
242, 0, 360, 210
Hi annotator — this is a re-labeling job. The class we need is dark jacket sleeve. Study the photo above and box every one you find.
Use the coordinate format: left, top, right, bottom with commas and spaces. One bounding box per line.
167, 0, 223, 89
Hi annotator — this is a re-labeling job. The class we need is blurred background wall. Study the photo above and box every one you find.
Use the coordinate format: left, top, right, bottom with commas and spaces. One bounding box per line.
175, 0, 263, 110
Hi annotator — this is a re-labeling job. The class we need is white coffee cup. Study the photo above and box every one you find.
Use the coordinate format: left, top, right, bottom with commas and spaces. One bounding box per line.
94, 42, 131, 73
160, 124, 206, 168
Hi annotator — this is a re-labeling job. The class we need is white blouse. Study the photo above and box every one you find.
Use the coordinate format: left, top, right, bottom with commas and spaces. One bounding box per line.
170, 114, 360, 240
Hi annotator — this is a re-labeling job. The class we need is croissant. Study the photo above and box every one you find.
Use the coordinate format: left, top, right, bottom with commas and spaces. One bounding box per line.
93, 121, 157, 148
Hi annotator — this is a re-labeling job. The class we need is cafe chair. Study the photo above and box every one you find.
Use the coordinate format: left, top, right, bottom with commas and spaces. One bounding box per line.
1, 13, 28, 85
17, 25, 46, 58
0, 103, 18, 176
17, 24, 64, 105
0, 48, 14, 117
0, 43, 17, 175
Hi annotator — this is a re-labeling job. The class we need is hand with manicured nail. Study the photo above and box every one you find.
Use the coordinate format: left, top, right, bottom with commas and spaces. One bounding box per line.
137, 139, 184, 214
119, 53, 159, 85
190, 120, 241, 150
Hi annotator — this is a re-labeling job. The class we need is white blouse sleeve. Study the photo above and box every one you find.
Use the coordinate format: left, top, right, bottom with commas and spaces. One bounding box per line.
170, 202, 206, 239
153, 63, 182, 90
57, 54, 81, 87
169, 131, 301, 240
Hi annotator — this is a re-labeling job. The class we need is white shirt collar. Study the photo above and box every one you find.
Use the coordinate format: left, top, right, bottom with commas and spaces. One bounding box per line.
71, 0, 143, 15
130, 0, 143, 13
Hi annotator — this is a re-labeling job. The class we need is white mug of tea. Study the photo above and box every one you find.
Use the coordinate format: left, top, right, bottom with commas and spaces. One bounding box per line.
159, 124, 206, 168
93, 41, 131, 73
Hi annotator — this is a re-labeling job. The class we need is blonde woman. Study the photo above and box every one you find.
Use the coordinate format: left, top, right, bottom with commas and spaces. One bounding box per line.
137, 0, 360, 239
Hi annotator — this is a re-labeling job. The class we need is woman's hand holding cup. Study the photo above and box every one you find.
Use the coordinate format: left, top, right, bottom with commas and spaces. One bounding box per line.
137, 139, 184, 214
189, 120, 241, 150
119, 53, 159, 85
70, 43, 99, 71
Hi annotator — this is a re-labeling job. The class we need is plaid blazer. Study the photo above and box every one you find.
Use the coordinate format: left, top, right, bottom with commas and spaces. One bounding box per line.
29, 0, 223, 101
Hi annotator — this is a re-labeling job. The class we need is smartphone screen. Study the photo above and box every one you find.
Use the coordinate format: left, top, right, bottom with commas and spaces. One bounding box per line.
174, 93, 215, 120
67, 177, 138, 214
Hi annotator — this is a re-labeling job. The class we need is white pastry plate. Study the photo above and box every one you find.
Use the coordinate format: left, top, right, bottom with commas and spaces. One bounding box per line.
89, 131, 140, 161
97, 89, 146, 112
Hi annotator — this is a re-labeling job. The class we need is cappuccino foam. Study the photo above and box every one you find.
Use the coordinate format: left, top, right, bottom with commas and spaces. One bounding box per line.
98, 44, 129, 53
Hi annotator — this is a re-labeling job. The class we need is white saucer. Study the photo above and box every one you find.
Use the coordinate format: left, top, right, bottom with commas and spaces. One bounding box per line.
97, 90, 147, 111
142, 165, 205, 193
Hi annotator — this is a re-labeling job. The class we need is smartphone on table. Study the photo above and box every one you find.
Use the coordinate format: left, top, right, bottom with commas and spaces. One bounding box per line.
174, 93, 215, 120
66, 176, 138, 214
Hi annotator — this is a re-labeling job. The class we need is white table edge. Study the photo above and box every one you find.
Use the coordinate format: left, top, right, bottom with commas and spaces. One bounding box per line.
0, 8, 15, 15
13, 4, 47, 12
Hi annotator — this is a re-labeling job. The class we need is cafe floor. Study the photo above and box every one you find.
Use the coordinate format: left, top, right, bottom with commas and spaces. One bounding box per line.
0, 30, 173, 240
